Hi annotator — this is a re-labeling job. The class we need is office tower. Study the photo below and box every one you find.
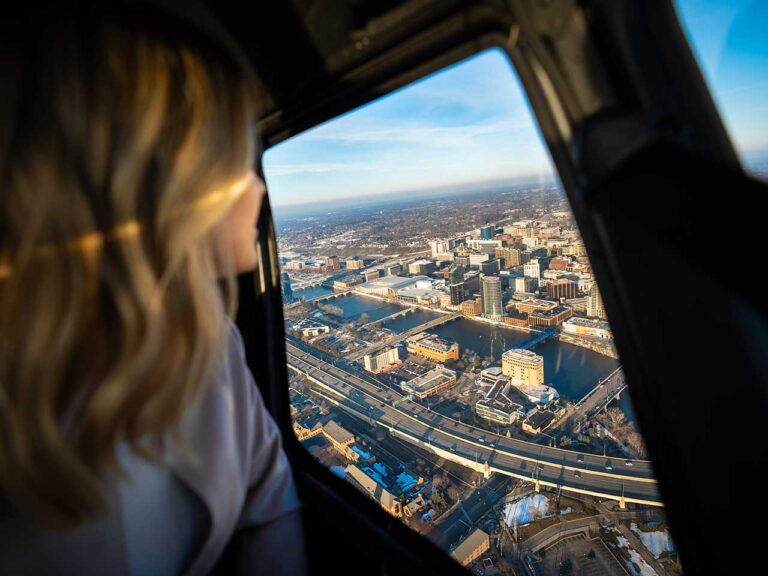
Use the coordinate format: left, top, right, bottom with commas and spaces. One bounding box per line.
480, 275, 503, 321
448, 265, 465, 306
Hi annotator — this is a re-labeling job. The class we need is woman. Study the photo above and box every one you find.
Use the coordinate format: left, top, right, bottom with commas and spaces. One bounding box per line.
0, 2, 307, 574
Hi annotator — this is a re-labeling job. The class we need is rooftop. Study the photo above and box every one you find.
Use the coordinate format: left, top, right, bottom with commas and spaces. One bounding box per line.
524, 409, 556, 429
323, 420, 355, 445
402, 367, 457, 393
502, 349, 543, 362
359, 275, 427, 290
451, 529, 490, 563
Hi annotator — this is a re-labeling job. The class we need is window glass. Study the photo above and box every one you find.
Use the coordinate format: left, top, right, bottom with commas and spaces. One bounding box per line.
264, 48, 683, 576
675, 0, 768, 180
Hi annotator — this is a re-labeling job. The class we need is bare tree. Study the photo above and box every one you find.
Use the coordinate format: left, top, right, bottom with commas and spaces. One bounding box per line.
605, 406, 626, 427
626, 431, 647, 458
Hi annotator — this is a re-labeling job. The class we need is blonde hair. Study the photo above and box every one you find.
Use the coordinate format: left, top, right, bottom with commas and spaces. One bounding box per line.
0, 4, 260, 525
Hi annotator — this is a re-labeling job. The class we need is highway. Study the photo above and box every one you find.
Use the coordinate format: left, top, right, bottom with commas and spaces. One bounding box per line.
285, 340, 663, 507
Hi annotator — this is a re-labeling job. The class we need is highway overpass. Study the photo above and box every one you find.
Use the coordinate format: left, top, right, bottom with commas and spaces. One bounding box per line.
285, 342, 662, 508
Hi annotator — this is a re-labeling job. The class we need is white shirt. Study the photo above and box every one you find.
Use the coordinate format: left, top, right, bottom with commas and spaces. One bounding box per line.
0, 318, 304, 575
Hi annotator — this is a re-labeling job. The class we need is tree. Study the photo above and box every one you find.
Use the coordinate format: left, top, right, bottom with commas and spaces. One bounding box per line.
626, 431, 648, 457
606, 407, 626, 427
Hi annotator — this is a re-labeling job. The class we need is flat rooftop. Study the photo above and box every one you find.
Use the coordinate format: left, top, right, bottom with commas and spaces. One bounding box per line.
402, 367, 456, 393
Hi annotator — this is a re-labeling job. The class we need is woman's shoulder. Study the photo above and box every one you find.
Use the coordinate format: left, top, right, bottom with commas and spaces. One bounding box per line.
166, 317, 302, 575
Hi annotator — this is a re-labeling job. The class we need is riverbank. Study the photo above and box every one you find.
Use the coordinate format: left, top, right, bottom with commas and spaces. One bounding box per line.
558, 332, 618, 359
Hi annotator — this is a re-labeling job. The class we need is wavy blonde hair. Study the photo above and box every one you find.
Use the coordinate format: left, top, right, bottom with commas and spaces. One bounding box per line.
0, 4, 260, 525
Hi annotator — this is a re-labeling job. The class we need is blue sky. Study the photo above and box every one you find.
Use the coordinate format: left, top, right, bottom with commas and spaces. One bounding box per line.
675, 0, 768, 159
264, 0, 767, 207
264, 49, 553, 207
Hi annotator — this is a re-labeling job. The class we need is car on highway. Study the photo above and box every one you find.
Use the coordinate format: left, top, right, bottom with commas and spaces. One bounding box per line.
625, 460, 633, 466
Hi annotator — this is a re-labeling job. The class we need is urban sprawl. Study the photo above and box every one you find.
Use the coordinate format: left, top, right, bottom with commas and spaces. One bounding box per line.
278, 187, 681, 576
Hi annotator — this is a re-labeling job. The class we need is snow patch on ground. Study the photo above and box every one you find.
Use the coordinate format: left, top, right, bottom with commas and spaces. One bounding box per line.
361, 466, 388, 488
351, 445, 371, 460
616, 535, 657, 576
630, 523, 675, 559
396, 472, 418, 491
503, 494, 550, 526
560, 507, 573, 515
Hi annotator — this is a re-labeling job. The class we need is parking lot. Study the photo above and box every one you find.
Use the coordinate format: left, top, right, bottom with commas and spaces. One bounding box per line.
533, 533, 627, 576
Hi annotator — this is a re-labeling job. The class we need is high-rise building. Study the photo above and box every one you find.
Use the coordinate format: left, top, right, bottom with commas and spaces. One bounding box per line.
364, 347, 401, 373
480, 258, 501, 276
495, 246, 522, 269
547, 278, 578, 300
514, 276, 537, 294
480, 225, 495, 240
588, 286, 607, 320
523, 259, 541, 280
281, 271, 293, 302
501, 349, 544, 387
454, 255, 471, 268
480, 275, 503, 321
448, 265, 465, 306
448, 265, 465, 284
408, 259, 435, 275
430, 240, 450, 257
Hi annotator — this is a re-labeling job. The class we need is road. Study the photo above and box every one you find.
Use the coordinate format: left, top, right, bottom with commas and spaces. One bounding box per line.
286, 340, 663, 507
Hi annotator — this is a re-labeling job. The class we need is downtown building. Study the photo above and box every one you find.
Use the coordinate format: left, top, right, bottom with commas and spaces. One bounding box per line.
528, 306, 573, 328
502, 349, 544, 387
405, 332, 459, 362
448, 265, 465, 305
513, 276, 538, 294
480, 225, 495, 240
363, 347, 402, 373
475, 368, 524, 425
495, 246, 522, 269
400, 366, 457, 399
547, 278, 578, 300
588, 286, 607, 320
461, 298, 482, 317
408, 259, 436, 275
479, 275, 503, 322
523, 259, 541, 289
562, 317, 613, 339
502, 349, 559, 405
